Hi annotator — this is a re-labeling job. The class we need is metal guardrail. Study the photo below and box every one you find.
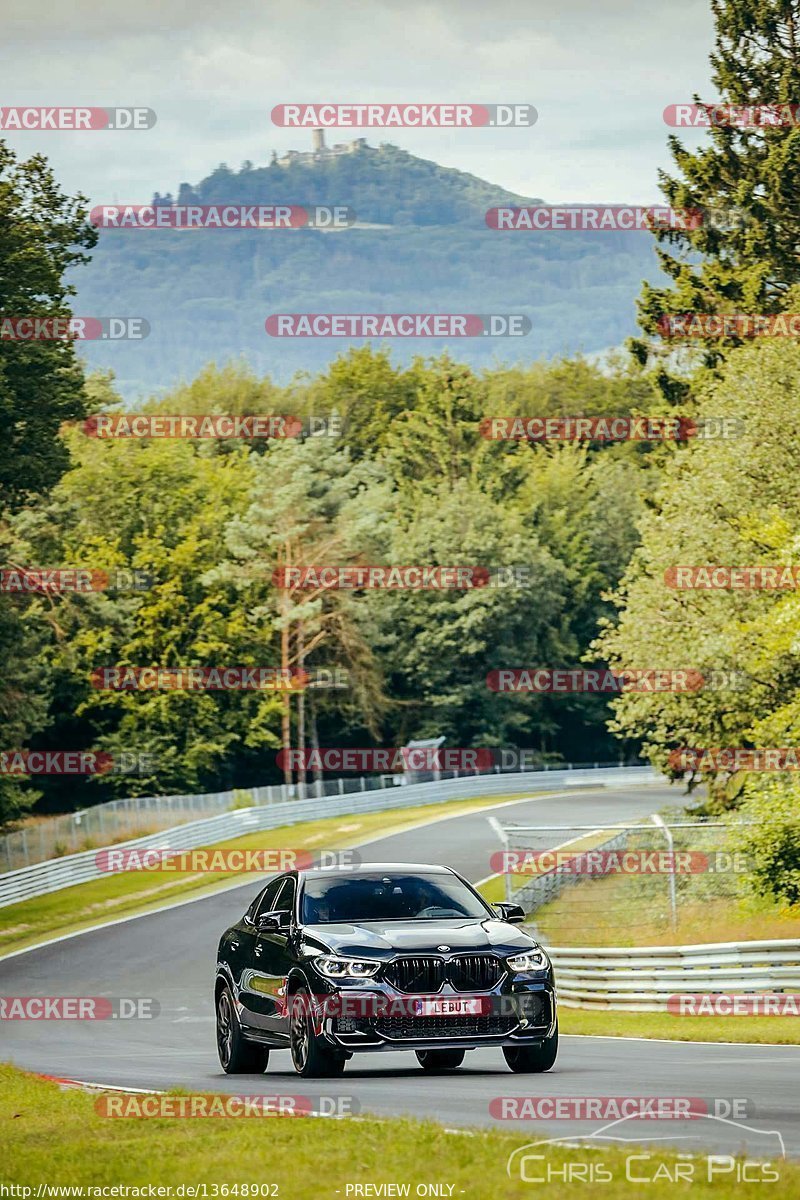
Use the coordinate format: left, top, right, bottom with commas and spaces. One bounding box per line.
0, 759, 646, 871
546, 940, 800, 1011
0, 765, 659, 908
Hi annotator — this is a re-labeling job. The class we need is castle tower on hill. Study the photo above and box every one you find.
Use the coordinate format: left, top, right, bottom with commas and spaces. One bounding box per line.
276, 129, 367, 167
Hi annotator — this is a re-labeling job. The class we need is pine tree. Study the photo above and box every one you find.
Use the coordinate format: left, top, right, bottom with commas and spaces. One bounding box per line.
633, 0, 800, 393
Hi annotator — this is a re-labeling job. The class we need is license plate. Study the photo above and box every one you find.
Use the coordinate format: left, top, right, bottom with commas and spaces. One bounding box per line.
414, 997, 484, 1017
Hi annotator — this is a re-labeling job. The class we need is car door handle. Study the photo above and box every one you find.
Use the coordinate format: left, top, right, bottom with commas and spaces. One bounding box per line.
229, 940, 239, 951
254, 943, 262, 957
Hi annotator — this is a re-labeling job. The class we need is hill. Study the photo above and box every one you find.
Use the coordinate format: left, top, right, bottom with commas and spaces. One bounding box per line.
72, 140, 665, 397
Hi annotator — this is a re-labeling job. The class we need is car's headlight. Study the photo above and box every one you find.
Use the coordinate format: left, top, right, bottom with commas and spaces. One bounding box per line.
315, 955, 381, 979
507, 949, 548, 972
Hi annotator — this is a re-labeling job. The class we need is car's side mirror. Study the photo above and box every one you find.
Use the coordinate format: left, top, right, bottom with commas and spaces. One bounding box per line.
257, 909, 291, 933
494, 902, 526, 925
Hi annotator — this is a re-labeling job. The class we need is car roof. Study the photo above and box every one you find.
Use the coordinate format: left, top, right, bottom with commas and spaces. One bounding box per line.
299, 862, 456, 878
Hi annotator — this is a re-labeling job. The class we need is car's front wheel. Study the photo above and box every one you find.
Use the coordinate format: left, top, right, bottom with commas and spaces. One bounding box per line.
289, 988, 346, 1078
415, 1049, 465, 1071
216, 984, 269, 1074
502, 1024, 558, 1073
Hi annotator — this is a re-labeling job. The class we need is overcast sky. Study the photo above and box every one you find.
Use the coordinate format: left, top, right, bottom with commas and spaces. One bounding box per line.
1, 0, 717, 204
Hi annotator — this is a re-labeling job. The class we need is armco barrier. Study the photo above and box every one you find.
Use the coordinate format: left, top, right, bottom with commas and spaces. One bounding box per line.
0, 765, 658, 908
0, 760, 648, 871
546, 939, 800, 1012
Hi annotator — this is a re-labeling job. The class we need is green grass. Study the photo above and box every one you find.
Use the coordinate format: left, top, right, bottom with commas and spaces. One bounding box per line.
477, 873, 508, 903
0, 791, 536, 956
534, 876, 800, 948
0, 1065, 794, 1197
560, 1006, 800, 1044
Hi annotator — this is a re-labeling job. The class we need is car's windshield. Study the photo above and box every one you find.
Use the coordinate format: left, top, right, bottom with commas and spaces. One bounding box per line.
300, 871, 492, 924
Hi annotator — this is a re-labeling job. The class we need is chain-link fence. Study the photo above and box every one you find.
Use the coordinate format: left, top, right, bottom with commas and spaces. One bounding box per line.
488, 813, 756, 943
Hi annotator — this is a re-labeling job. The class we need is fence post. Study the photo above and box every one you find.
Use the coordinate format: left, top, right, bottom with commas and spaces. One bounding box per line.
651, 813, 678, 930
486, 816, 511, 904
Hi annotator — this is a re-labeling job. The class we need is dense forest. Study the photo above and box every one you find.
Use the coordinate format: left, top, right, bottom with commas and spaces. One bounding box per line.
2, 349, 661, 814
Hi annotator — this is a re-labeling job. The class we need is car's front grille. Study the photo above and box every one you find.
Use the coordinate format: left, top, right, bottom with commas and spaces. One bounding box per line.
374, 1012, 517, 1040
449, 955, 505, 990
383, 954, 505, 993
384, 957, 444, 993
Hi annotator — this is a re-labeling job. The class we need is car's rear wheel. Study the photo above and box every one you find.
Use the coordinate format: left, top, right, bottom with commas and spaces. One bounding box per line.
216, 985, 269, 1074
290, 988, 346, 1078
415, 1049, 466, 1071
503, 1025, 558, 1073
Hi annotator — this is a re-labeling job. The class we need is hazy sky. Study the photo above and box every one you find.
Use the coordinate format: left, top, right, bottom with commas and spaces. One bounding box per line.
1, 0, 717, 204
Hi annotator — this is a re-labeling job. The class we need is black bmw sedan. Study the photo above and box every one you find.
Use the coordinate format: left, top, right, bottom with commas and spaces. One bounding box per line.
215, 862, 558, 1077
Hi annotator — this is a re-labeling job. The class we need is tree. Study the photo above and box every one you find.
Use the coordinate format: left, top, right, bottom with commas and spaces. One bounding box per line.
351, 476, 571, 752
302, 345, 417, 462
633, 1, 800, 392
17, 423, 276, 802
0, 142, 96, 826
214, 437, 387, 790
0, 142, 97, 509
360, 355, 648, 761
738, 777, 800, 905
7, 347, 662, 813
594, 333, 800, 806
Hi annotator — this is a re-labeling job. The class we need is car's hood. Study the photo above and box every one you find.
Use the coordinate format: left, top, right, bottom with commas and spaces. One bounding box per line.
301, 918, 538, 958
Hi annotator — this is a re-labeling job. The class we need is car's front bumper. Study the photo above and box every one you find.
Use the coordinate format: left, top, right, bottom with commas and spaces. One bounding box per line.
316, 979, 557, 1052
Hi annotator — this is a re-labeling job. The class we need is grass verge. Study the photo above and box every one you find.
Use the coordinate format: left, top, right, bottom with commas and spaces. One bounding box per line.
0, 1065, 794, 1197
534, 878, 800, 947
0, 791, 536, 956
560, 1006, 800, 1045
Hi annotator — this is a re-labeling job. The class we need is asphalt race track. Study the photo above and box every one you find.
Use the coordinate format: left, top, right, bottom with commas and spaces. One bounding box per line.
2, 783, 799, 1160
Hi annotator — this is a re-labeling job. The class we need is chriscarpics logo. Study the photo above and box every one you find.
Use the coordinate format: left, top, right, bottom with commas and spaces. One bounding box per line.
506, 1113, 785, 1184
